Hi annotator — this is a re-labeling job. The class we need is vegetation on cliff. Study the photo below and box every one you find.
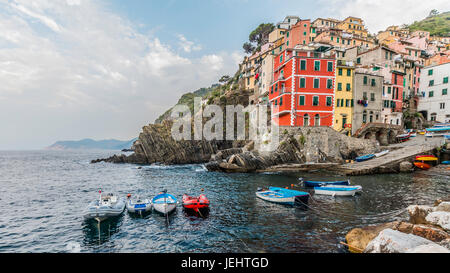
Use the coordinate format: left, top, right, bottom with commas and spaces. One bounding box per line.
408, 10, 450, 36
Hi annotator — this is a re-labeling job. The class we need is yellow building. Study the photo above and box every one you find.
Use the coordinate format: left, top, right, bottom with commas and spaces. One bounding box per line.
333, 60, 355, 135
336, 16, 368, 38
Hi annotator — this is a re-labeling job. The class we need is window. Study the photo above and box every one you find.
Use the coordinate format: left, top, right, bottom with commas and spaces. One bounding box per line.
351, 99, 354, 107
326, 96, 332, 106
300, 60, 306, 70
444, 77, 449, 84
314, 60, 320, 71
357, 57, 361, 64
443, 89, 448, 95
337, 99, 341, 107
338, 68, 343, 76
371, 93, 375, 101
327, 79, 333, 89
388, 87, 391, 94
299, 96, 305, 106
280, 55, 283, 63
429, 80, 434, 86
337, 83, 342, 91
428, 69, 433, 76
346, 83, 351, 91
270, 86, 273, 94
363, 92, 368, 100
286, 41, 289, 46
313, 96, 319, 106
300, 78, 306, 88
347, 69, 351, 77
385, 51, 388, 59
279, 97, 283, 106
440, 103, 445, 109
429, 91, 434, 97
286, 32, 289, 38
371, 79, 376, 86
345, 99, 350, 107
304, 114, 309, 126
327, 62, 333, 72
314, 78, 320, 88
363, 76, 368, 85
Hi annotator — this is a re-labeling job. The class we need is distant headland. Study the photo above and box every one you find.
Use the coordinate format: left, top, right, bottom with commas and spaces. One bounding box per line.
46, 138, 137, 151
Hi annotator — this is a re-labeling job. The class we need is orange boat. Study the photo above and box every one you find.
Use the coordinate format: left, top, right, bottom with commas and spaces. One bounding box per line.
414, 161, 431, 170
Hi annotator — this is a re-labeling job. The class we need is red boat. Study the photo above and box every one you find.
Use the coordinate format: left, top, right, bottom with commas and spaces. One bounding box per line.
182, 194, 210, 212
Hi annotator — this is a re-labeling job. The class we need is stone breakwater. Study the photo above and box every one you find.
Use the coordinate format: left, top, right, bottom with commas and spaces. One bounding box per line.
345, 198, 450, 253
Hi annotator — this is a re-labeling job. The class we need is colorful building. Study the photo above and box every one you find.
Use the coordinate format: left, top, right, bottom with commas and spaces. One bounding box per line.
352, 70, 383, 134
333, 60, 355, 134
269, 46, 336, 127
335, 16, 368, 38
285, 20, 311, 48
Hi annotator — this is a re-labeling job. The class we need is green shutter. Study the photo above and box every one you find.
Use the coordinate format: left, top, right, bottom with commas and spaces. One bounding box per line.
299, 96, 305, 106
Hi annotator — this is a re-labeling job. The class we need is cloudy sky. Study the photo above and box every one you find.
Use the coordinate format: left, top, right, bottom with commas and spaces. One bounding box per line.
0, 0, 448, 149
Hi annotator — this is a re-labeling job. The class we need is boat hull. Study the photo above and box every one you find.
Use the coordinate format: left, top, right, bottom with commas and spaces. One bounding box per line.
314, 186, 362, 197
152, 203, 177, 214
414, 162, 431, 170
182, 194, 210, 211
83, 200, 126, 222
303, 180, 350, 187
256, 187, 309, 206
355, 154, 375, 162
126, 200, 152, 214
151, 193, 177, 215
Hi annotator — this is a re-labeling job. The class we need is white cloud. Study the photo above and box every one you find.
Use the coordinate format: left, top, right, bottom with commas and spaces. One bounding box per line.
320, 0, 450, 33
0, 0, 240, 149
177, 34, 202, 53
201, 54, 224, 71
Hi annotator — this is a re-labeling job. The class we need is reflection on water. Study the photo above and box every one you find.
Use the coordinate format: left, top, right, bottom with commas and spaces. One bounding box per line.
82, 216, 123, 247
0, 150, 448, 253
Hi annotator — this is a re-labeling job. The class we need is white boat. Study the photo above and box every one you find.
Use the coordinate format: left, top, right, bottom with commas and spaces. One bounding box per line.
256, 187, 309, 206
126, 195, 152, 214
314, 185, 362, 197
83, 191, 126, 222
151, 191, 177, 215
374, 150, 389, 158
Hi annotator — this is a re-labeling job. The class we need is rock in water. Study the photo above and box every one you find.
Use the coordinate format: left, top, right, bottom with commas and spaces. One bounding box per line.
345, 222, 399, 253
407, 205, 434, 224
364, 229, 449, 253
426, 211, 450, 231
399, 161, 414, 173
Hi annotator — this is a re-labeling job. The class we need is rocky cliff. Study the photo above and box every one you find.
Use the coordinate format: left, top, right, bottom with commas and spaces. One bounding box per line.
205, 126, 380, 173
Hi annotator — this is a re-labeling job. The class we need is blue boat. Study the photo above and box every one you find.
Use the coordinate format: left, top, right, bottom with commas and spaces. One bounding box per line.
442, 161, 450, 165
355, 154, 375, 162
151, 190, 177, 215
299, 178, 350, 187
256, 187, 309, 206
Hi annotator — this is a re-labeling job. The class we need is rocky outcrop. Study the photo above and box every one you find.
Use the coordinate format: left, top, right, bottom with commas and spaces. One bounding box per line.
346, 200, 450, 253
399, 161, 414, 173
206, 126, 379, 173
364, 229, 449, 253
407, 205, 434, 224
92, 120, 238, 165
345, 222, 400, 253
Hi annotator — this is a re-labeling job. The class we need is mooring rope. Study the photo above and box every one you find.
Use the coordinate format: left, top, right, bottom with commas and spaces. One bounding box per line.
297, 193, 408, 220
